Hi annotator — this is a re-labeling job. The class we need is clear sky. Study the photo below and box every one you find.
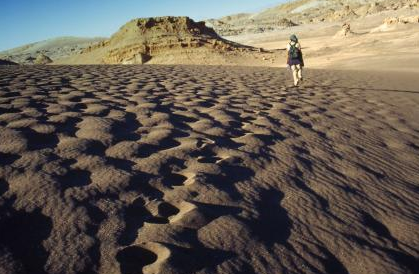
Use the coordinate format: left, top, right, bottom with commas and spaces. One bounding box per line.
0, 0, 286, 51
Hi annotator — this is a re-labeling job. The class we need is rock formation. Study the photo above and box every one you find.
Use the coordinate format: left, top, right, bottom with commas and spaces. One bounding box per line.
34, 54, 53, 64
66, 16, 256, 64
371, 15, 419, 32
329, 5, 358, 21
278, 18, 298, 27
206, 15, 298, 36
334, 22, 354, 38
206, 0, 419, 36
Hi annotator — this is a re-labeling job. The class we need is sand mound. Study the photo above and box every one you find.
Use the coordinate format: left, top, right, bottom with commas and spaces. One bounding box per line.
34, 54, 53, 65
0, 59, 18, 65
371, 15, 419, 32
356, 2, 386, 16
329, 5, 358, 21
1, 65, 419, 274
57, 16, 257, 65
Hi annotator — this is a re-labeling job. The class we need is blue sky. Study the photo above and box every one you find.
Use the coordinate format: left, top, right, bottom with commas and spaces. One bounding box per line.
0, 0, 285, 51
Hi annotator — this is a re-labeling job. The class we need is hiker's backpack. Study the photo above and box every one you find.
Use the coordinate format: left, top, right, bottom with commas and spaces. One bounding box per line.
289, 44, 300, 59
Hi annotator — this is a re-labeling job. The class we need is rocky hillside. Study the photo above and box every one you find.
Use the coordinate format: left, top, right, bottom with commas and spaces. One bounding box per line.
0, 59, 18, 65
3, 0, 418, 65
56, 16, 265, 65
206, 0, 419, 36
0, 37, 106, 65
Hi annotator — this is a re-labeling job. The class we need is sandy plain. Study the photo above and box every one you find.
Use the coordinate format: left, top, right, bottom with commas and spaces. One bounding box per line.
0, 64, 418, 274
226, 9, 419, 73
1, 1, 419, 274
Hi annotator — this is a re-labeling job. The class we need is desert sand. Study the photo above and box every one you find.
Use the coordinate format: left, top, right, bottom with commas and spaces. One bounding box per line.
0, 64, 418, 274
225, 8, 419, 72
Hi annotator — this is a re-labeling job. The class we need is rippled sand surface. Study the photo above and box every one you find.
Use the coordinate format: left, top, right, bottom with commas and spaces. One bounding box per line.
1, 65, 418, 274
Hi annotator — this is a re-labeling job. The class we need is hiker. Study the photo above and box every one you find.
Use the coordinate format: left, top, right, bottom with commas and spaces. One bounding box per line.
287, 34, 304, 86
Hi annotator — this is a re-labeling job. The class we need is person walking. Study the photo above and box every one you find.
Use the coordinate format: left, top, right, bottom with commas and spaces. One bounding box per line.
287, 34, 304, 86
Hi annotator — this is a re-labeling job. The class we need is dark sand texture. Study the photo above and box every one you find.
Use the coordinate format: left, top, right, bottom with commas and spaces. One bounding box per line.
0, 65, 419, 274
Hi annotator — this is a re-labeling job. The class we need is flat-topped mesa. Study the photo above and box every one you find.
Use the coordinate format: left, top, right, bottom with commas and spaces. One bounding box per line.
82, 16, 253, 64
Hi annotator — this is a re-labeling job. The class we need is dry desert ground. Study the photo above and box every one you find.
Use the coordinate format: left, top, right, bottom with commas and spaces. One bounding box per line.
0, 65, 419, 274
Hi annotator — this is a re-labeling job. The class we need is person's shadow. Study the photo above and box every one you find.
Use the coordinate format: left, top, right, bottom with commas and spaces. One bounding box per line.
244, 188, 291, 246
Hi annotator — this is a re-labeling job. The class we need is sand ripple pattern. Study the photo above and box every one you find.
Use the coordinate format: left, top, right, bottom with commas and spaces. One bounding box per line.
0, 65, 419, 274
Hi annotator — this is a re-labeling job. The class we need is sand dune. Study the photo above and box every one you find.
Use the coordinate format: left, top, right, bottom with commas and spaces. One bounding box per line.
0, 65, 419, 274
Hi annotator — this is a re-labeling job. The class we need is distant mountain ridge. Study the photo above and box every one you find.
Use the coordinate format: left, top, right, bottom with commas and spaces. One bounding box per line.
0, 36, 106, 64
205, 0, 419, 36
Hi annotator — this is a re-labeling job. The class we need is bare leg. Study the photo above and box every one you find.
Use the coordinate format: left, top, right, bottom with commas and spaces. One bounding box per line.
297, 64, 303, 81
291, 65, 299, 86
